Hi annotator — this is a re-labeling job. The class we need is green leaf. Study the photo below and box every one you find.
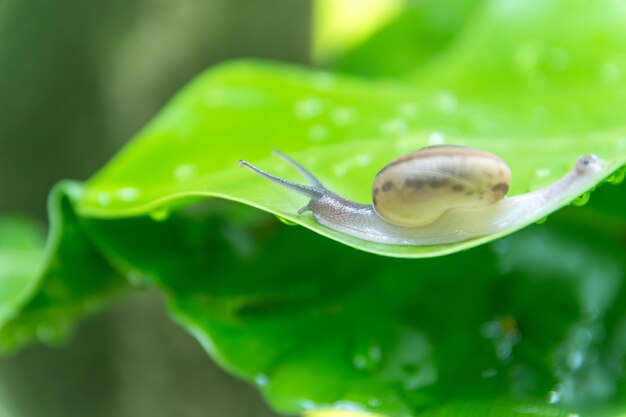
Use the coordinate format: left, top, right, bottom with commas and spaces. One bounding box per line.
0, 182, 128, 353
0, 217, 45, 328
75, 0, 626, 257
75, 59, 626, 257
75, 183, 626, 417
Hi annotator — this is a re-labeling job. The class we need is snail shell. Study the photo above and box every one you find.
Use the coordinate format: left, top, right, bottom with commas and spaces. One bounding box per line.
372, 145, 512, 226
238, 146, 604, 246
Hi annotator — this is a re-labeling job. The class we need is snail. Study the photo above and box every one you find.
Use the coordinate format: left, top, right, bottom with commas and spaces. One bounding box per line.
238, 145, 604, 246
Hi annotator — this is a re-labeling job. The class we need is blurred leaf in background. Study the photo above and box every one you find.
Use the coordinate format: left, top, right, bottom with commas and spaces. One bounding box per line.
313, 0, 404, 64
0, 217, 45, 329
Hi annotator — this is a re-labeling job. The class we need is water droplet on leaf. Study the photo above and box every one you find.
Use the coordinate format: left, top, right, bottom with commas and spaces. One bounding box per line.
380, 118, 409, 137
255, 374, 269, 386
571, 192, 590, 206
116, 187, 140, 202
434, 90, 458, 113
492, 238, 510, 254
398, 103, 420, 119
534, 168, 551, 179
150, 208, 170, 222
428, 131, 445, 145
547, 389, 562, 404
367, 397, 382, 407
547, 48, 570, 72
605, 165, 625, 185
600, 61, 621, 86
352, 342, 383, 372
309, 125, 330, 142
174, 164, 198, 182
127, 271, 147, 287
355, 154, 372, 167
515, 40, 545, 74
311, 72, 336, 91
97, 192, 112, 206
295, 97, 324, 119
331, 107, 358, 126
277, 216, 297, 226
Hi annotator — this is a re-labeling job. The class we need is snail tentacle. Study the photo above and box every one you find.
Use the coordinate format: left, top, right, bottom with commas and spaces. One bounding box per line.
238, 159, 324, 200
272, 149, 326, 189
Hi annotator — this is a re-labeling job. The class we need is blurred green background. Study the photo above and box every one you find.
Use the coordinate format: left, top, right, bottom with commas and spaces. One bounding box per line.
0, 1, 311, 416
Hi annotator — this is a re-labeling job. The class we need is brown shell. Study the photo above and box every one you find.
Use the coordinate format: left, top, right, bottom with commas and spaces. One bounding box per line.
372, 145, 512, 226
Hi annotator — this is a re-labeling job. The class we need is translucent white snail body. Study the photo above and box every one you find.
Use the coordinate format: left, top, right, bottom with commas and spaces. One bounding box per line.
239, 145, 605, 246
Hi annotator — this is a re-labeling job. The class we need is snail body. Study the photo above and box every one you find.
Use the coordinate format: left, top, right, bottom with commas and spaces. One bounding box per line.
239, 145, 604, 246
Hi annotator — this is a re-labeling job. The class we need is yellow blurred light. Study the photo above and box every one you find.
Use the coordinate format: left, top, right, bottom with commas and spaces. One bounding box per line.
313, 0, 404, 63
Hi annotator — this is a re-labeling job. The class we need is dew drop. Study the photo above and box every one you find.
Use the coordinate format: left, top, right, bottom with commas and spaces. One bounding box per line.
515, 40, 544, 74
535, 216, 548, 225
276, 216, 297, 226
547, 389, 562, 404
311, 72, 336, 91
380, 118, 409, 137
481, 368, 498, 379
64, 182, 84, 200
534, 168, 551, 179
428, 131, 445, 145
352, 342, 383, 372
116, 187, 140, 202
367, 397, 382, 407
97, 192, 112, 206
496, 344, 513, 360
480, 317, 521, 362
492, 238, 510, 254
434, 90, 458, 113
571, 192, 590, 206
308, 125, 330, 142
334, 164, 348, 178
127, 271, 147, 287
355, 153, 373, 167
331, 107, 358, 126
600, 61, 621, 86
395, 138, 418, 153
174, 164, 198, 182
254, 374, 269, 386
295, 97, 324, 119
547, 48, 570, 72
353, 354, 368, 370
567, 349, 584, 370
398, 103, 420, 119
149, 208, 170, 222
605, 166, 626, 185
